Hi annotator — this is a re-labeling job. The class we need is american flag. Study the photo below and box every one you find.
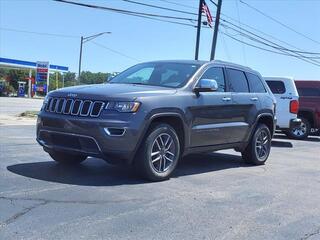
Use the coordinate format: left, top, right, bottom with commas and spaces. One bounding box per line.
202, 0, 213, 28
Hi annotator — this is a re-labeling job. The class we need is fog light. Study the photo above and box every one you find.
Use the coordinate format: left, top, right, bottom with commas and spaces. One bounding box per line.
104, 127, 126, 136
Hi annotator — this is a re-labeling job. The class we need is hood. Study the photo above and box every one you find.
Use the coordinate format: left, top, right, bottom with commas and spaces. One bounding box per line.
51, 83, 177, 100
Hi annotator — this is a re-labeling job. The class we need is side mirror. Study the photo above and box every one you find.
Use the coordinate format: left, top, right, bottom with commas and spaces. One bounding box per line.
194, 79, 218, 93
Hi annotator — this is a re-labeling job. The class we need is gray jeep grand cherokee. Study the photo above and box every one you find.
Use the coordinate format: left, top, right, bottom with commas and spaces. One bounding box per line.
37, 60, 276, 181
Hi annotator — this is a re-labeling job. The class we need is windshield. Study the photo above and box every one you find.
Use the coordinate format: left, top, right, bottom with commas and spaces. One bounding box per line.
109, 62, 201, 88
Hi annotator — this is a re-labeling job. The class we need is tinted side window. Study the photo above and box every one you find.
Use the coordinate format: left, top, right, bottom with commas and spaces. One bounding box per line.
246, 73, 266, 93
200, 67, 225, 92
226, 69, 249, 93
266, 81, 286, 94
297, 87, 320, 97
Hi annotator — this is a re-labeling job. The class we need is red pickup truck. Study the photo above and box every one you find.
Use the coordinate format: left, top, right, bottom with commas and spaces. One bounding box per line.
287, 80, 320, 139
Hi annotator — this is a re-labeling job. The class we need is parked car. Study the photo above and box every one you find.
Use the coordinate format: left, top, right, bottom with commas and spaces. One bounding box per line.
288, 80, 320, 139
264, 77, 301, 137
36, 60, 276, 181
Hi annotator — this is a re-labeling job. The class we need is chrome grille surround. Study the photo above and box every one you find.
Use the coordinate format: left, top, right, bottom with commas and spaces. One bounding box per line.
44, 97, 105, 117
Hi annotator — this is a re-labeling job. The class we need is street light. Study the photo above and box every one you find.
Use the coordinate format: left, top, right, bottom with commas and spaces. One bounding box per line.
78, 32, 111, 83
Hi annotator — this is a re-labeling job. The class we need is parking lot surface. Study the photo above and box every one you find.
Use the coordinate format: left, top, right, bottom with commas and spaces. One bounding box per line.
0, 97, 43, 116
0, 99, 320, 240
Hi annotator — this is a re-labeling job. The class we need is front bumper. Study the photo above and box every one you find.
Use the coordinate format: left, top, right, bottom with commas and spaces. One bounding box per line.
36, 111, 145, 164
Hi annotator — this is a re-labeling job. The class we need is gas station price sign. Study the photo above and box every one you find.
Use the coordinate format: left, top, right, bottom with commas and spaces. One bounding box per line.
36, 62, 49, 82
36, 61, 49, 93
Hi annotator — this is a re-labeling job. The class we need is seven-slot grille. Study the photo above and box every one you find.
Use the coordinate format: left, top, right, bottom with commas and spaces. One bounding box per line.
45, 97, 105, 117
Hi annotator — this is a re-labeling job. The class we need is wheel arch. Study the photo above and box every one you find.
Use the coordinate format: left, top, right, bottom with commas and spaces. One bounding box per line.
256, 113, 275, 136
147, 113, 187, 154
131, 110, 188, 164
241, 113, 275, 152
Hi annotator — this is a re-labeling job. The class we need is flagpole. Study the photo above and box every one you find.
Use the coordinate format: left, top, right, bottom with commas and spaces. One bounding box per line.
210, 0, 222, 60
195, 0, 203, 60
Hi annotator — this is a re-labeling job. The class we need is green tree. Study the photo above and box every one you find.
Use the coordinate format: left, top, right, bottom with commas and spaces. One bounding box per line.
80, 71, 110, 85
0, 68, 31, 91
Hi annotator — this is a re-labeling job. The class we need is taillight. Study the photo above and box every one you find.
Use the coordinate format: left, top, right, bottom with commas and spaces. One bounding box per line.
290, 100, 299, 114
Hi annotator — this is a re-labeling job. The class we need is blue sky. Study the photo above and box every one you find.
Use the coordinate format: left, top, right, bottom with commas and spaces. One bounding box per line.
1, 0, 320, 79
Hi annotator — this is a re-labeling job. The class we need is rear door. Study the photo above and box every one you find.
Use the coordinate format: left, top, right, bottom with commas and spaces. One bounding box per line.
225, 68, 259, 143
246, 72, 268, 103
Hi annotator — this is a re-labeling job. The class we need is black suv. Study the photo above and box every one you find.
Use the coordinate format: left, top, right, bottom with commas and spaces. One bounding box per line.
37, 60, 276, 181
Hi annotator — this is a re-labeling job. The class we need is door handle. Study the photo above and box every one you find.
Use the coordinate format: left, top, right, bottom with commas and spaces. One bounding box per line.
222, 97, 231, 101
250, 97, 258, 101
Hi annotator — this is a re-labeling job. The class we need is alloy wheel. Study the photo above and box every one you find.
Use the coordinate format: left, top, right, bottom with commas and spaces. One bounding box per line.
255, 130, 270, 160
291, 122, 307, 137
150, 133, 176, 173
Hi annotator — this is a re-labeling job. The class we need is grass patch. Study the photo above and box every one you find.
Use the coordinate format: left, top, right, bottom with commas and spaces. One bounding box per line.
18, 111, 39, 118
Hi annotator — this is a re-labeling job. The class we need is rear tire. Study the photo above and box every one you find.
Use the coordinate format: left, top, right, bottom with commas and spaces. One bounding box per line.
285, 117, 310, 140
242, 123, 271, 165
134, 123, 180, 181
48, 150, 87, 165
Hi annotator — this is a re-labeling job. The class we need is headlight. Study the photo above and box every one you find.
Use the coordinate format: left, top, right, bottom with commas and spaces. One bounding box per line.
106, 101, 140, 113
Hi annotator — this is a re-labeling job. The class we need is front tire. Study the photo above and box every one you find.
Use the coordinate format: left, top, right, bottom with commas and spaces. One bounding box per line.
48, 150, 87, 165
134, 123, 180, 181
285, 117, 310, 140
242, 123, 271, 165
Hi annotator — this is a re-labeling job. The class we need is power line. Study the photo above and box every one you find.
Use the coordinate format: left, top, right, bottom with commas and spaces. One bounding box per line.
0, 27, 79, 38
221, 32, 232, 61
220, 14, 320, 55
157, 0, 197, 10
220, 24, 320, 67
221, 20, 320, 60
220, 30, 320, 67
124, 11, 197, 27
239, 0, 320, 45
17, 0, 319, 67
209, 0, 218, 7
153, 0, 320, 56
235, 0, 247, 64
91, 41, 140, 62
53, 0, 197, 22
122, 0, 197, 16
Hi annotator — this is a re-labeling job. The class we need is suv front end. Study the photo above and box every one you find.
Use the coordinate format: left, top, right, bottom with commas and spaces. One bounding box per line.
36, 92, 146, 164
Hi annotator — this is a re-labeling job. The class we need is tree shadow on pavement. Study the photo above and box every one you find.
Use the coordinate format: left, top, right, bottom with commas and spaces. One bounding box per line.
7, 152, 252, 186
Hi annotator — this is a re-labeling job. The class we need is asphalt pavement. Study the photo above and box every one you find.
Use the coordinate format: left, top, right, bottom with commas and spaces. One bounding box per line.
0, 97, 43, 116
0, 97, 320, 240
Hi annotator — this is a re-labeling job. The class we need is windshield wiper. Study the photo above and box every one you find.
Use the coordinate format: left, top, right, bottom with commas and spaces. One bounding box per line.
128, 82, 148, 85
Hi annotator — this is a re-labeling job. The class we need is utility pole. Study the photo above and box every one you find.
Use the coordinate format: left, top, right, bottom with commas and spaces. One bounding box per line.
195, 0, 203, 60
210, 0, 222, 60
78, 32, 111, 84
78, 36, 83, 83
